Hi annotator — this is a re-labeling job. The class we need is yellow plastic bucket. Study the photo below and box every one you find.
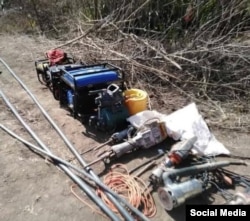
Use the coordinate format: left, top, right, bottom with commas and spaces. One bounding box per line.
124, 89, 148, 115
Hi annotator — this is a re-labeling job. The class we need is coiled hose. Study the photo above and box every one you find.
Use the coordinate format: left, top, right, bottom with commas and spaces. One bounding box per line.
96, 164, 157, 218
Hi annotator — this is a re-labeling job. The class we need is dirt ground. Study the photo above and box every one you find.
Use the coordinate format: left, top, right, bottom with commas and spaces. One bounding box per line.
0, 34, 250, 221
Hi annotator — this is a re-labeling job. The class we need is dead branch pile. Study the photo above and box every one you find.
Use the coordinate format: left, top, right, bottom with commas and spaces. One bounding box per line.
50, 0, 250, 131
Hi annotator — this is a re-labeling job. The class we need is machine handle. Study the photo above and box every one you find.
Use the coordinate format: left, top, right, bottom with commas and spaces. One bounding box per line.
107, 84, 120, 96
88, 88, 106, 95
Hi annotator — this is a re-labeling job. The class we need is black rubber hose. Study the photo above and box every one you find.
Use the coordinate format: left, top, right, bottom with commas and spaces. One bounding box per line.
0, 90, 120, 221
0, 58, 150, 221
162, 161, 246, 186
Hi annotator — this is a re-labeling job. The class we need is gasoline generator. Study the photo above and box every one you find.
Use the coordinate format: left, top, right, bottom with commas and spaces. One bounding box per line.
35, 51, 130, 131
57, 63, 129, 131
34, 49, 75, 99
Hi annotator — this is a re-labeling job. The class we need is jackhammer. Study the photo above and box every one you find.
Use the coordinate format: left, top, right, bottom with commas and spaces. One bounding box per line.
79, 126, 134, 156
84, 119, 168, 168
68, 127, 134, 162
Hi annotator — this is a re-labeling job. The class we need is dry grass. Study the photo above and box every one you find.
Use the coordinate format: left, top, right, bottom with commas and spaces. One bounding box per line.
1, 0, 250, 132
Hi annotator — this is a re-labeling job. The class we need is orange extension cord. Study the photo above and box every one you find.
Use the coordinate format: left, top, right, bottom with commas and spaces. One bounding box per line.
96, 164, 157, 218
71, 184, 108, 219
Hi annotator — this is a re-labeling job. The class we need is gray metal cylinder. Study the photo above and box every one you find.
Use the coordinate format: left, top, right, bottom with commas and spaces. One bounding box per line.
157, 178, 203, 211
111, 140, 135, 158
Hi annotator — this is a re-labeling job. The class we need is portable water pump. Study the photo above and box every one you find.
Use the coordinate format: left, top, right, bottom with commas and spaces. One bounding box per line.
88, 84, 129, 131
157, 160, 246, 211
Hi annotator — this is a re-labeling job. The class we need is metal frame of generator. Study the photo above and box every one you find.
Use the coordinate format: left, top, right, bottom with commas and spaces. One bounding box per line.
57, 63, 126, 121
49, 64, 86, 100
34, 55, 75, 100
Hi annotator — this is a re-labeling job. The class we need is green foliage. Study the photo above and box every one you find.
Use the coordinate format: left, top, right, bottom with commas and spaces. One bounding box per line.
1, 0, 249, 107
2, 0, 248, 40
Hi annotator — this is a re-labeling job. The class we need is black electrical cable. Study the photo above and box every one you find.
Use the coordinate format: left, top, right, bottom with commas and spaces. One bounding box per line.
209, 180, 235, 202
219, 168, 250, 186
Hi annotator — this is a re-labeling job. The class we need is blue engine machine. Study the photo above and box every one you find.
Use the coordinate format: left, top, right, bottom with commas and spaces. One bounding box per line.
35, 53, 130, 131
56, 63, 129, 131
88, 84, 129, 131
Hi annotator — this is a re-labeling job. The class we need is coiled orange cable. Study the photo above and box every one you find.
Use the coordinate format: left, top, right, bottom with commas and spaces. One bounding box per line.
96, 164, 157, 218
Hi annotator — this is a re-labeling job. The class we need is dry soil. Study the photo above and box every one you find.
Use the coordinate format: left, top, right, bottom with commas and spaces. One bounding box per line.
0, 34, 249, 221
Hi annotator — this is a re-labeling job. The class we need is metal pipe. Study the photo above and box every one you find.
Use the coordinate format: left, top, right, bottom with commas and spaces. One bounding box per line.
0, 58, 87, 168
0, 124, 126, 198
0, 123, 108, 181
0, 90, 120, 221
0, 58, 150, 221
1, 58, 130, 219
0, 58, 132, 221
129, 149, 164, 174
1, 123, 151, 221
